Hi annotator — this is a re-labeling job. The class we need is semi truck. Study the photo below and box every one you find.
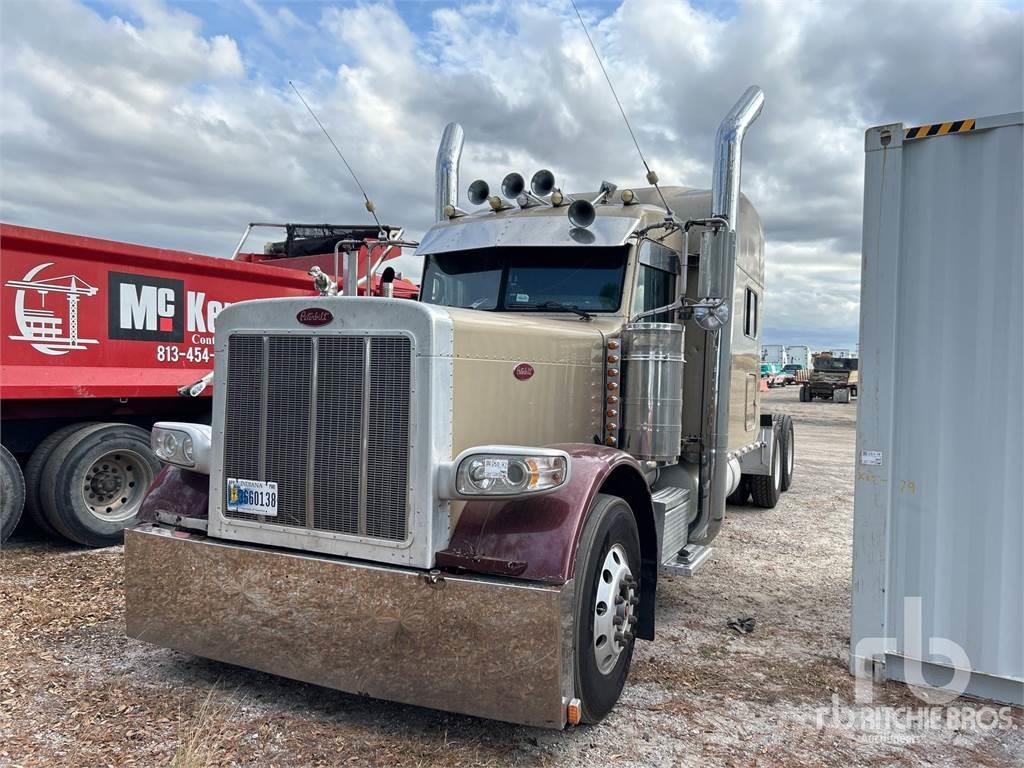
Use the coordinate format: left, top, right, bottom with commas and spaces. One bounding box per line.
800, 356, 859, 403
0, 223, 413, 546
125, 86, 798, 728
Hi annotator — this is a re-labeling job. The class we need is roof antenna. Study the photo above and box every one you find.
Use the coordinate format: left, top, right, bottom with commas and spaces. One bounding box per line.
569, 0, 673, 219
288, 80, 383, 231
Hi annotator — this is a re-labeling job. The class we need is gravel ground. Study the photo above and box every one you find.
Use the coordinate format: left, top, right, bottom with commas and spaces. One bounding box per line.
1, 387, 1020, 767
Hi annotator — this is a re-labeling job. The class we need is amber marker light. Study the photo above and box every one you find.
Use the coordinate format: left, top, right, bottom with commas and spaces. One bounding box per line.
567, 698, 582, 726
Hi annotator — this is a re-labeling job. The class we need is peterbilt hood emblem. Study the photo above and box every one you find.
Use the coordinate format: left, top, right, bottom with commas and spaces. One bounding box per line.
513, 363, 535, 381
296, 308, 333, 326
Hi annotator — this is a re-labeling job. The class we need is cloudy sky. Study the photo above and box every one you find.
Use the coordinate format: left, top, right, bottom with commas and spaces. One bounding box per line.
1, 0, 1021, 348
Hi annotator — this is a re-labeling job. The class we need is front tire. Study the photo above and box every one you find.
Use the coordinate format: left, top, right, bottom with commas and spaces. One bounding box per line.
573, 493, 640, 724
1, 445, 26, 544
39, 423, 159, 547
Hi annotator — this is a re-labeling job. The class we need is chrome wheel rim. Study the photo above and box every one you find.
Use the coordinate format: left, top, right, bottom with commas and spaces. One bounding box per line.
80, 449, 153, 522
593, 544, 638, 674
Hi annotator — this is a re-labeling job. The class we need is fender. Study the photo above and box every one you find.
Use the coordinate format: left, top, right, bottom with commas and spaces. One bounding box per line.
436, 443, 659, 640
138, 465, 210, 524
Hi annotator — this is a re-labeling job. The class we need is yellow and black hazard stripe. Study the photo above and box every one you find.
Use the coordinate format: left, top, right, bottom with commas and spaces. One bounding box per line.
904, 119, 976, 140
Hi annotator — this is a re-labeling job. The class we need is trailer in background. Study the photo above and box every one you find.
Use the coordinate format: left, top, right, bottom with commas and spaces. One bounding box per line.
784, 345, 811, 371
761, 343, 785, 367
0, 224, 415, 546
851, 112, 1022, 705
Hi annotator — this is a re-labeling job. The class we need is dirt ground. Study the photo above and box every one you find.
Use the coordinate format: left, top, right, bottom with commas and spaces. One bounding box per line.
1, 387, 1020, 767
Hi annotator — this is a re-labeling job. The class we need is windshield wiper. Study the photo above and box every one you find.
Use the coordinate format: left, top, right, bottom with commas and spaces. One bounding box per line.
536, 301, 593, 320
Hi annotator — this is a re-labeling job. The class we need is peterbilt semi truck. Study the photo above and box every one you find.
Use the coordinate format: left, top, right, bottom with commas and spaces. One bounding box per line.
126, 86, 797, 728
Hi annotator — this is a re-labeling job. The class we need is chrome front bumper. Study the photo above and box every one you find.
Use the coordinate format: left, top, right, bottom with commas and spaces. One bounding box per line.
125, 525, 575, 728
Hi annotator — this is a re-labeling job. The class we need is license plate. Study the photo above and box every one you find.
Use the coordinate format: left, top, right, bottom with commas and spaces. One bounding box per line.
226, 478, 278, 516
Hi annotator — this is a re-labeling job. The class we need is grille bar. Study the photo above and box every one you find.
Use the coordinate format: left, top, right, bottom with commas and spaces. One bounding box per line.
223, 333, 411, 541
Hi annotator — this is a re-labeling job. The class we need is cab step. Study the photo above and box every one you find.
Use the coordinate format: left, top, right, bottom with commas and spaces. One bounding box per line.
660, 544, 713, 577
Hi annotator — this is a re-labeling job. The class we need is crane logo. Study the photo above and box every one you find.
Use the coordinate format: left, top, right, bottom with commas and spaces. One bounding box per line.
6, 262, 100, 356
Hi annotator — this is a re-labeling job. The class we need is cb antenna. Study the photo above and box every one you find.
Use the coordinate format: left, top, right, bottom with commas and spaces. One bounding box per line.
288, 80, 382, 230
569, 0, 673, 218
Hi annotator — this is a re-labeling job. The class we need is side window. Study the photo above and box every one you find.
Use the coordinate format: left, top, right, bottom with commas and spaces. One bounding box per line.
744, 287, 758, 338
631, 242, 679, 322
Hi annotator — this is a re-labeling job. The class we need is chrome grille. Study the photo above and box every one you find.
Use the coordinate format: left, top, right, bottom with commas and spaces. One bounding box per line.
223, 333, 412, 541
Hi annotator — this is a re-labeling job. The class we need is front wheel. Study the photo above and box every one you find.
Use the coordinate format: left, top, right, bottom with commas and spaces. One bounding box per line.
573, 493, 640, 724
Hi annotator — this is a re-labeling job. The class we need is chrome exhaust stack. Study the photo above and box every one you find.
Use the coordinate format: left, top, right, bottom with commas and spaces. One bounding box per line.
434, 122, 465, 221
693, 86, 765, 542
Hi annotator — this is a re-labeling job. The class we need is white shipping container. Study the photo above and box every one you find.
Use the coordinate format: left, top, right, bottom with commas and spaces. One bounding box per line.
784, 345, 811, 370
761, 344, 785, 366
851, 112, 1023, 705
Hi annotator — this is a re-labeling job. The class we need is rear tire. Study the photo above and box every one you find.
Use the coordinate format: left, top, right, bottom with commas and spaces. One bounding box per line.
779, 416, 795, 492
39, 423, 159, 547
836, 388, 851, 404
1, 445, 26, 544
799, 386, 810, 403
24, 422, 99, 538
573, 493, 640, 724
749, 429, 782, 509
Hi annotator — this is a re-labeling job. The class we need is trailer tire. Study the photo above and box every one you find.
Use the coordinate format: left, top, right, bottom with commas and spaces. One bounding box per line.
749, 430, 782, 509
1, 445, 26, 544
573, 493, 640, 724
780, 416, 795, 492
39, 423, 159, 548
24, 422, 100, 538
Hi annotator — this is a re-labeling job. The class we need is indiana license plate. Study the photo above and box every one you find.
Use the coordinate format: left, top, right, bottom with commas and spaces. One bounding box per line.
226, 478, 278, 516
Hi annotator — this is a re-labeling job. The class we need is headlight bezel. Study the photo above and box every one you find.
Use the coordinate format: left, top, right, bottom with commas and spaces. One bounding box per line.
438, 445, 571, 500
151, 422, 212, 474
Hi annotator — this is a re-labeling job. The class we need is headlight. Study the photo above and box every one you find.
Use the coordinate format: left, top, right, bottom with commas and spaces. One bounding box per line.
440, 446, 571, 499
151, 422, 212, 474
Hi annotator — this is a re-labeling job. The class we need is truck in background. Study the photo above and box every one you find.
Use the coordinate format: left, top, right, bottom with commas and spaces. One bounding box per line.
125, 87, 800, 728
800, 356, 859, 403
0, 223, 414, 546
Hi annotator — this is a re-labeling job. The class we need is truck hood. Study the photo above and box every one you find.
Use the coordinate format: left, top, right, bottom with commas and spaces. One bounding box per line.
445, 307, 613, 454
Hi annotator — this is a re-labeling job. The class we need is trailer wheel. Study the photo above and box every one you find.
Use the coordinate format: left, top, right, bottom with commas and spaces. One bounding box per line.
799, 386, 810, 403
749, 429, 782, 509
780, 416, 795, 492
23, 422, 99, 538
39, 423, 159, 547
573, 493, 640, 724
1, 445, 26, 544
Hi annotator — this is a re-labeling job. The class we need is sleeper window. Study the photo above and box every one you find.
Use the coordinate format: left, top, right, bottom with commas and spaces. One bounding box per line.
744, 287, 758, 338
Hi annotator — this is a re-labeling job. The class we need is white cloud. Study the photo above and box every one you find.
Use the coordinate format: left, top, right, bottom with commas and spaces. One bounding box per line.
1, 0, 1020, 346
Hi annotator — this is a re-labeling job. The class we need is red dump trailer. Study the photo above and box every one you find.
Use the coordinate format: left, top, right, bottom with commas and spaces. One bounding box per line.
0, 223, 416, 546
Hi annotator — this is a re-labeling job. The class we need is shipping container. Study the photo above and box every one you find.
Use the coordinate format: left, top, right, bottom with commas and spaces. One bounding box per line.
761, 343, 785, 366
851, 112, 1023, 705
784, 345, 811, 370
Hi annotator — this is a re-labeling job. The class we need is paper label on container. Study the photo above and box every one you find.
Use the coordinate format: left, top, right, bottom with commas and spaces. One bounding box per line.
860, 450, 883, 466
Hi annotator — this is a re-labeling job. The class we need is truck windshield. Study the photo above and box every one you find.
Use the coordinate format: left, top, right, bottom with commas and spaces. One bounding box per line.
421, 246, 628, 313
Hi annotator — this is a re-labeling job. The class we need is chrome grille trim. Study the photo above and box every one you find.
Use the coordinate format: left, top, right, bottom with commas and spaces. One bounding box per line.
222, 332, 412, 542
